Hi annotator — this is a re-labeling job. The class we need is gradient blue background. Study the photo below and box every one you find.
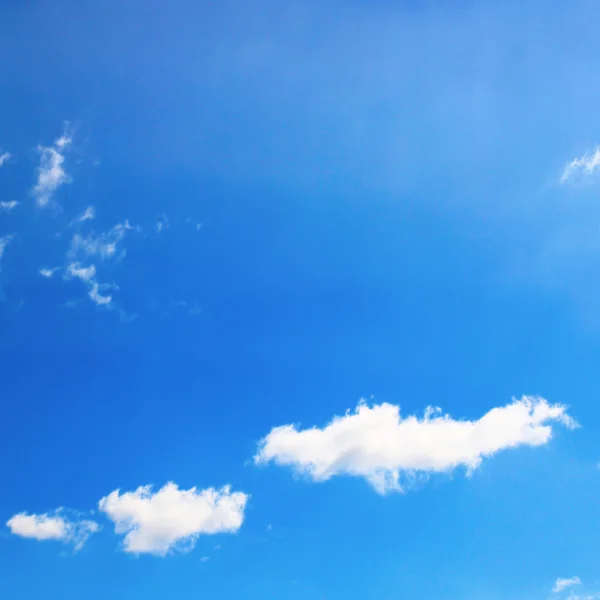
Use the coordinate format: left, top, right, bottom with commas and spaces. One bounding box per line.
1, 1, 600, 598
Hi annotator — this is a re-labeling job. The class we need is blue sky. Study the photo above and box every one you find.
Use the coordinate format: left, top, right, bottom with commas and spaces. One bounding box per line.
2, 1, 600, 598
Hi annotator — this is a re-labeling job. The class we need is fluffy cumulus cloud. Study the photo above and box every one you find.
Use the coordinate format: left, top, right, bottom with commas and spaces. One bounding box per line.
32, 130, 72, 206
553, 576, 582, 593
255, 396, 578, 494
98, 482, 249, 556
561, 146, 600, 182
6, 511, 99, 551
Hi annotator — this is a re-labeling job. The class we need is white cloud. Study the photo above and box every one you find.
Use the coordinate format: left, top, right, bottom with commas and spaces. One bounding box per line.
155, 213, 169, 233
0, 152, 11, 166
553, 577, 582, 593
6, 511, 99, 551
89, 281, 113, 306
70, 205, 95, 226
0, 200, 18, 212
65, 262, 96, 282
98, 482, 249, 556
561, 146, 600, 183
254, 396, 578, 494
0, 234, 14, 272
32, 131, 72, 206
39, 267, 59, 278
69, 220, 133, 260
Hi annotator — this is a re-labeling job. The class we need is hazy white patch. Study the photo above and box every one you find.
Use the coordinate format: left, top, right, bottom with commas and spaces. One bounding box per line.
0, 200, 18, 212
0, 152, 11, 166
7, 511, 99, 551
70, 206, 95, 226
155, 213, 169, 233
255, 396, 578, 494
99, 482, 249, 556
39, 267, 59, 278
69, 220, 133, 261
0, 234, 14, 272
561, 146, 600, 183
89, 281, 112, 306
553, 576, 582, 593
32, 129, 72, 207
65, 262, 96, 282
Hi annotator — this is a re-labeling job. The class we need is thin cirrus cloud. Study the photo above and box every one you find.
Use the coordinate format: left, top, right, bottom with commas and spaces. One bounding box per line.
6, 511, 100, 551
553, 576, 582, 594
0, 200, 19, 212
254, 396, 578, 494
98, 482, 249, 556
0, 234, 14, 271
31, 130, 72, 207
560, 145, 600, 183
0, 151, 11, 167
69, 205, 95, 226
68, 220, 133, 261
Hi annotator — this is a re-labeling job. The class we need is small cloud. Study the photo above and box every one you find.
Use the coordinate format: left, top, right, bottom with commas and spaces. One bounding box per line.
0, 234, 14, 272
0, 152, 12, 167
196, 223, 203, 231
6, 511, 99, 551
98, 482, 249, 556
266, 524, 273, 532
32, 127, 72, 207
0, 200, 18, 212
39, 267, 59, 278
88, 281, 112, 306
65, 262, 96, 282
561, 146, 600, 183
200, 556, 211, 563
553, 576, 582, 593
155, 213, 169, 233
70, 206, 95, 226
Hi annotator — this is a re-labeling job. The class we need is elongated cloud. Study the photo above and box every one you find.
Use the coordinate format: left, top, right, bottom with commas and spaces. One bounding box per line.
255, 396, 578, 494
0, 200, 18, 212
99, 482, 248, 556
6, 511, 99, 551
561, 146, 600, 182
0, 152, 11, 167
32, 131, 72, 206
553, 576, 582, 593
0, 235, 14, 272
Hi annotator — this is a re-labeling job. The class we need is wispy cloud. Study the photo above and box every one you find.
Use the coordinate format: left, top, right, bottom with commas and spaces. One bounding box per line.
255, 396, 578, 494
0, 234, 14, 272
561, 146, 600, 183
156, 213, 169, 233
6, 511, 99, 551
64, 261, 115, 307
553, 576, 582, 594
39, 267, 59, 278
70, 205, 95, 226
98, 482, 248, 556
32, 128, 72, 206
65, 262, 96, 282
0, 152, 11, 167
0, 200, 18, 212
88, 281, 113, 306
69, 220, 133, 261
